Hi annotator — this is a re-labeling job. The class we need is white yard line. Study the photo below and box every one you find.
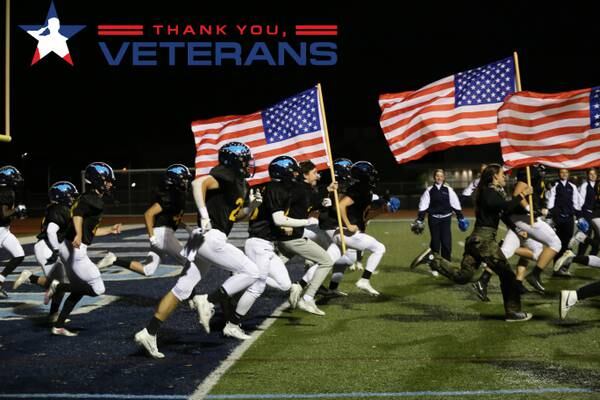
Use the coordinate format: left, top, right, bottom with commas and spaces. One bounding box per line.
189, 301, 290, 400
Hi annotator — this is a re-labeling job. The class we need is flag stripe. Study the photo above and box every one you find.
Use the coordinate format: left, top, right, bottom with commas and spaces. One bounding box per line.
192, 87, 329, 186
498, 88, 600, 169
379, 57, 515, 164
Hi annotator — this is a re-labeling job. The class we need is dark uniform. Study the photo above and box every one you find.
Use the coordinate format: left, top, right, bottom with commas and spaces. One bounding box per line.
0, 187, 15, 228
202, 165, 249, 236
154, 187, 186, 231
38, 203, 72, 248
430, 184, 524, 315
248, 181, 290, 242
281, 181, 322, 241
66, 192, 104, 246
548, 179, 581, 260
418, 184, 464, 261
580, 180, 600, 255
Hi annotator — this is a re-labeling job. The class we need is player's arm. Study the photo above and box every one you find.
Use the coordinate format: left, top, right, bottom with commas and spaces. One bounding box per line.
72, 216, 84, 248
95, 224, 122, 237
192, 176, 219, 223
144, 202, 163, 238
338, 195, 358, 233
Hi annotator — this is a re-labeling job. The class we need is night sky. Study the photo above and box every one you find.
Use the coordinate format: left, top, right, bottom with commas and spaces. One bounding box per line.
1, 0, 598, 195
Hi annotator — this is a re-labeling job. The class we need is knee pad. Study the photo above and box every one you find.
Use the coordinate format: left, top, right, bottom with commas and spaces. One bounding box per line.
373, 242, 386, 255
548, 236, 562, 253
91, 280, 105, 296
171, 264, 201, 301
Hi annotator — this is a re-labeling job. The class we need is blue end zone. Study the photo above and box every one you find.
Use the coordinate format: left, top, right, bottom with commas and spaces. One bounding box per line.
0, 226, 302, 397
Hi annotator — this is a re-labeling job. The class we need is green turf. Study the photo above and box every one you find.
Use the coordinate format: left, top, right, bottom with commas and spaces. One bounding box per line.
209, 220, 600, 399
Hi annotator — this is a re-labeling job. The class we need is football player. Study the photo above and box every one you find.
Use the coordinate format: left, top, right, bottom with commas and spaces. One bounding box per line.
0, 166, 27, 298
103, 164, 192, 275
13, 181, 79, 323
45, 162, 122, 336
134, 142, 262, 359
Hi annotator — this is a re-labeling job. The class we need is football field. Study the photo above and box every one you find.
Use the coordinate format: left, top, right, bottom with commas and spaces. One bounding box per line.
1, 219, 600, 400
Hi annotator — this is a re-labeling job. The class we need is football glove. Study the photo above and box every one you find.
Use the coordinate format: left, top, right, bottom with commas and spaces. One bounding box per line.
411, 219, 425, 235
458, 218, 470, 232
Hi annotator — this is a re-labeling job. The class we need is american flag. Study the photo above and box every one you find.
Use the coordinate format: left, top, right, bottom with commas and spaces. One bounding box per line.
191, 87, 329, 185
499, 87, 600, 169
379, 57, 516, 164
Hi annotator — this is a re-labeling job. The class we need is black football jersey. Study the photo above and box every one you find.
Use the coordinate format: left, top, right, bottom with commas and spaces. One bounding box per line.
0, 187, 15, 227
65, 192, 104, 245
248, 181, 291, 241
153, 187, 187, 230
37, 203, 72, 245
285, 182, 322, 240
345, 183, 373, 232
201, 165, 249, 236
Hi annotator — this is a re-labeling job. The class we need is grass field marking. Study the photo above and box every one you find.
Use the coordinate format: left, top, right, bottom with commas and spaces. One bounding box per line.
189, 301, 291, 400
0, 394, 187, 399
204, 387, 595, 399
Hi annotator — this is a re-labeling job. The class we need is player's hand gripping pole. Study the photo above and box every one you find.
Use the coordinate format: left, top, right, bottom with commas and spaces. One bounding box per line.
316, 83, 347, 254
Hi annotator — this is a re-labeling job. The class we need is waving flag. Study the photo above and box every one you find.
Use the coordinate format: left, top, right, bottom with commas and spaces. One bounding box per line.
191, 87, 329, 185
379, 57, 516, 164
499, 87, 600, 169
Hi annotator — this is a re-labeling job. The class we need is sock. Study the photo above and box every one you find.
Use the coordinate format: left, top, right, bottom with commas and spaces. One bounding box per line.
577, 281, 600, 301
302, 294, 314, 302
50, 292, 65, 315
29, 275, 40, 285
147, 316, 163, 335
329, 281, 340, 290
55, 293, 83, 328
573, 256, 589, 266
229, 312, 243, 325
479, 270, 492, 285
208, 287, 234, 320
113, 257, 130, 268
361, 270, 372, 280
298, 279, 308, 289
532, 266, 543, 279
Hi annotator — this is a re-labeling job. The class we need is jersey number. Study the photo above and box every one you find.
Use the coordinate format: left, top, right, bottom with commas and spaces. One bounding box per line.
229, 198, 244, 222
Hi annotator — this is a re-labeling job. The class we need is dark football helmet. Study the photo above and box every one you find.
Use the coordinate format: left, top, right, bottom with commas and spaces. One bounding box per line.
333, 158, 353, 182
165, 164, 192, 191
351, 161, 379, 188
85, 162, 115, 194
268, 156, 300, 182
218, 142, 255, 178
0, 166, 23, 188
49, 181, 79, 206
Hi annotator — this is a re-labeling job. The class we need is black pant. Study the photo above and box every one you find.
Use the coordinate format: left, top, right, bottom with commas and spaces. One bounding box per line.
428, 216, 452, 261
554, 216, 574, 260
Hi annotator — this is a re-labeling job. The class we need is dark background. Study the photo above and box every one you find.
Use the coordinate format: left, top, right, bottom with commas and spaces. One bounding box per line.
1, 0, 598, 203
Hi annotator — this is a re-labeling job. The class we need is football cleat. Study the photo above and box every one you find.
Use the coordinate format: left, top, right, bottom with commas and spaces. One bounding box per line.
297, 298, 326, 316
191, 294, 215, 334
134, 328, 165, 359
223, 322, 251, 340
13, 270, 32, 289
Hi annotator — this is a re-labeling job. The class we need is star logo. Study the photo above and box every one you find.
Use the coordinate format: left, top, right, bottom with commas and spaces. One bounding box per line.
19, 2, 85, 66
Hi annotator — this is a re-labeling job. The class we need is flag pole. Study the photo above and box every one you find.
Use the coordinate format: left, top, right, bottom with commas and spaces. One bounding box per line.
316, 83, 347, 254
513, 51, 534, 225
1, 0, 11, 143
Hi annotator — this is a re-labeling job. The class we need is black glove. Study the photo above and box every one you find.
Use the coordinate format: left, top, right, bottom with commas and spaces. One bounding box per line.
410, 219, 425, 235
